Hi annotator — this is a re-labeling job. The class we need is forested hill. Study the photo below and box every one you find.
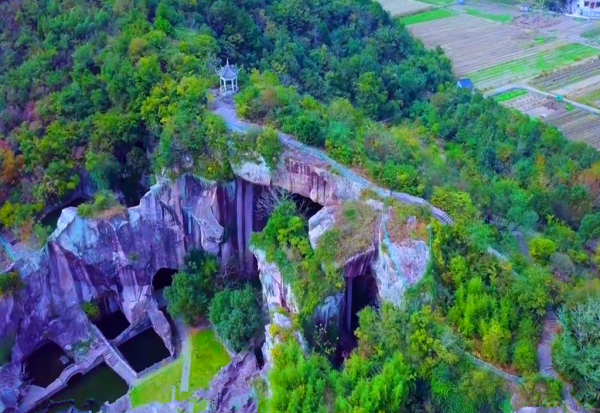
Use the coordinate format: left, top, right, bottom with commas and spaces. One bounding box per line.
0, 0, 453, 234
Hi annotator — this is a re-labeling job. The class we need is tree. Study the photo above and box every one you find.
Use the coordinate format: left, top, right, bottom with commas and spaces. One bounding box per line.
553, 295, 600, 406
164, 252, 219, 325
529, 237, 557, 264
209, 285, 262, 352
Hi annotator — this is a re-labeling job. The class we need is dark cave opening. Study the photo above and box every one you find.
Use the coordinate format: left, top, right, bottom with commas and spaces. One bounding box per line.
340, 270, 380, 355
91, 293, 130, 340
40, 197, 88, 230
254, 343, 265, 369
24, 341, 73, 388
93, 310, 130, 340
117, 328, 171, 373
290, 193, 323, 220
152, 268, 177, 292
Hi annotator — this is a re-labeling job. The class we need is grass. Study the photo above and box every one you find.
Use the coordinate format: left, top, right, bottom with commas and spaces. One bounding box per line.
466, 8, 513, 23
129, 359, 184, 407
129, 330, 230, 409
400, 9, 456, 25
495, 89, 527, 102
471, 43, 599, 85
582, 26, 600, 39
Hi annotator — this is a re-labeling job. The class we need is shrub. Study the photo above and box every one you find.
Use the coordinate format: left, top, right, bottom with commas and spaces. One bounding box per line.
256, 127, 282, 170
529, 237, 557, 264
0, 271, 24, 297
164, 251, 218, 325
209, 285, 262, 352
78, 190, 125, 219
513, 339, 538, 373
82, 301, 100, 320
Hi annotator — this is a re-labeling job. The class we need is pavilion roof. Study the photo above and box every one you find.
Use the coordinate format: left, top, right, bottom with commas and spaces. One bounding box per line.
217, 60, 239, 80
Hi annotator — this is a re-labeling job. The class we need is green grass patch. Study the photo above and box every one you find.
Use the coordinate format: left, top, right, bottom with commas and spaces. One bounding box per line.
466, 8, 513, 23
186, 330, 230, 392
400, 9, 456, 25
582, 26, 600, 39
495, 89, 527, 102
416, 0, 454, 5
130, 359, 184, 407
565, 103, 575, 111
129, 330, 229, 408
535, 36, 553, 44
471, 43, 599, 85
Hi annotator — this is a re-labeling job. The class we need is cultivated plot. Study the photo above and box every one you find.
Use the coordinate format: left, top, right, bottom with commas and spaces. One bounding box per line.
408, 15, 564, 81
401, 9, 456, 25
500, 91, 600, 149
470, 43, 599, 90
378, 0, 433, 16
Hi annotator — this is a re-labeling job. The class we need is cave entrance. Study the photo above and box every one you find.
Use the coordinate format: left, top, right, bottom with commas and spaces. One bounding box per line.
153, 268, 177, 308
341, 270, 379, 352
40, 197, 88, 230
24, 341, 73, 388
117, 328, 170, 373
91, 293, 130, 340
290, 193, 323, 220
93, 310, 130, 340
35, 362, 128, 413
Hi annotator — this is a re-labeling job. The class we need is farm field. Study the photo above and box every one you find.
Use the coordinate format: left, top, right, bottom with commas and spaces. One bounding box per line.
408, 14, 566, 85
378, 0, 433, 16
401, 9, 456, 25
500, 91, 600, 149
469, 43, 598, 90
465, 8, 513, 24
529, 59, 600, 92
528, 59, 600, 108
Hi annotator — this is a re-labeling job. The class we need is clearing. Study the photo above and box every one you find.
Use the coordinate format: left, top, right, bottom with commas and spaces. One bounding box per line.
129, 330, 230, 409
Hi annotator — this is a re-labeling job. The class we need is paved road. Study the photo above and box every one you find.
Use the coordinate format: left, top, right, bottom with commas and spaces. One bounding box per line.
485, 83, 600, 116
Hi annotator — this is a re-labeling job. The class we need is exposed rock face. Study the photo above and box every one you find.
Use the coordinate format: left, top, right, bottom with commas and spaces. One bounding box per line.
0, 175, 265, 365
252, 247, 299, 314
308, 203, 430, 308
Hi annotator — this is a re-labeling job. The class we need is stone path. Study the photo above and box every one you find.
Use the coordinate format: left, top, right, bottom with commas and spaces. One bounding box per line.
538, 310, 560, 379
177, 321, 192, 394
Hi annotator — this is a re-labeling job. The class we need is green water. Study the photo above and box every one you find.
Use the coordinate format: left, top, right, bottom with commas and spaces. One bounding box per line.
34, 363, 128, 413
118, 328, 170, 373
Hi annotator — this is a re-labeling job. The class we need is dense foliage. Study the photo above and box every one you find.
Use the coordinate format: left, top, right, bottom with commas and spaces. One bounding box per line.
554, 291, 600, 406
0, 0, 449, 235
209, 285, 262, 352
0, 271, 24, 298
164, 251, 219, 325
251, 200, 343, 319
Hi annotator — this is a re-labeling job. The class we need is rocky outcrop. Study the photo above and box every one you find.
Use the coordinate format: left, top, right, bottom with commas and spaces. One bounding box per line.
252, 247, 299, 315
308, 202, 430, 308
0, 175, 264, 366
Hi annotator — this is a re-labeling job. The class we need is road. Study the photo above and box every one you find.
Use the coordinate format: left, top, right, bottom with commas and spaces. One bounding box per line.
485, 83, 600, 116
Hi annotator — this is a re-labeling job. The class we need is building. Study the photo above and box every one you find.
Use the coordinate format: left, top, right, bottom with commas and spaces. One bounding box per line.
457, 78, 474, 90
217, 60, 239, 95
577, 0, 600, 17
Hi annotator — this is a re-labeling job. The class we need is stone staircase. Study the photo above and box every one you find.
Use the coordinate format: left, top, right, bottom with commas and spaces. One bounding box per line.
103, 349, 119, 367
538, 310, 560, 379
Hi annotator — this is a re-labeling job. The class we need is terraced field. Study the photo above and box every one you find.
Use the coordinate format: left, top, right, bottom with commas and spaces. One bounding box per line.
378, 0, 433, 16
408, 15, 566, 82
499, 91, 600, 149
